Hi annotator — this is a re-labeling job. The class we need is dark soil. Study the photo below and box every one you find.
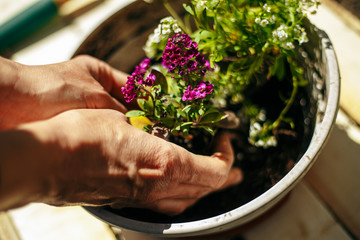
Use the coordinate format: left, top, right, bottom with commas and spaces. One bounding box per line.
107, 70, 316, 223
334, 0, 360, 18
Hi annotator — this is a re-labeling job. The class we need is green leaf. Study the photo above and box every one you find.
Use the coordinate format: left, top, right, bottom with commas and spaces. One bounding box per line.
125, 110, 146, 118
142, 124, 151, 133
183, 4, 194, 15
200, 112, 227, 124
151, 69, 168, 93
137, 98, 153, 113
270, 55, 285, 80
198, 125, 215, 136
181, 122, 193, 127
173, 121, 182, 131
203, 107, 221, 116
181, 105, 193, 114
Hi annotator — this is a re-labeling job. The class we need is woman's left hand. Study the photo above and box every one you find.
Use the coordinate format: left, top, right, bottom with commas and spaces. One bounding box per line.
0, 55, 129, 129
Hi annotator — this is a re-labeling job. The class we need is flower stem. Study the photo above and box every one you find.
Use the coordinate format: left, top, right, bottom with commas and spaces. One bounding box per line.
142, 87, 156, 117
271, 74, 298, 131
163, 1, 191, 34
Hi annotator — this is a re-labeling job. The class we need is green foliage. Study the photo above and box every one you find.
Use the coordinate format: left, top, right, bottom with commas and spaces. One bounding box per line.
141, 0, 318, 147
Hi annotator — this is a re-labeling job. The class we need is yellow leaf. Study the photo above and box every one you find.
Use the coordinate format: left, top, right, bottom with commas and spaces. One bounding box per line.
129, 116, 153, 129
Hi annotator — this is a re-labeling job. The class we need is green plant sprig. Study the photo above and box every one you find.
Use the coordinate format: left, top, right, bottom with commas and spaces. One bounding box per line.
141, 0, 318, 147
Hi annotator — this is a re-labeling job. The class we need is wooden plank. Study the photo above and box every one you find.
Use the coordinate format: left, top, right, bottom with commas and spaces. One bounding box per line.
309, 3, 360, 125
0, 212, 21, 240
306, 111, 360, 238
9, 204, 116, 240
242, 182, 351, 240
320, 0, 360, 34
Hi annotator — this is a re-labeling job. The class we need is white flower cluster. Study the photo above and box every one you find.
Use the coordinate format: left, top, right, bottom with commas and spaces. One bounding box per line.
294, 25, 309, 45
144, 17, 182, 58
249, 120, 278, 148
254, 4, 276, 27
272, 25, 288, 41
272, 25, 294, 49
195, 0, 220, 10
299, 0, 318, 14
254, 1, 312, 49
272, 24, 308, 49
248, 110, 278, 148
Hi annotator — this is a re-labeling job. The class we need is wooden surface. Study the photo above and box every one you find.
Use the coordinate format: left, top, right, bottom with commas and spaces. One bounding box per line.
309, 0, 360, 125
0, 1, 359, 240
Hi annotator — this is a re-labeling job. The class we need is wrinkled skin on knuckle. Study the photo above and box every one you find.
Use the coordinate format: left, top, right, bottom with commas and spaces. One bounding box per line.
133, 143, 181, 203
82, 90, 110, 109
157, 143, 182, 180
210, 163, 229, 190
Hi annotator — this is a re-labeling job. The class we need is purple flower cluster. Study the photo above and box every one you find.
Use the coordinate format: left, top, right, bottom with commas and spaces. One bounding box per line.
121, 58, 156, 102
162, 33, 212, 75
182, 81, 214, 101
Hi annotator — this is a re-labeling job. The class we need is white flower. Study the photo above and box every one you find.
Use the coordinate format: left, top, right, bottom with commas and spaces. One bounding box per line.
260, 19, 269, 27
274, 29, 288, 41
197, 0, 219, 9
199, 0, 207, 7
283, 42, 295, 49
160, 16, 174, 24
299, 32, 308, 44
258, 109, 267, 122
255, 136, 277, 148
266, 136, 277, 147
273, 25, 289, 41
270, 15, 276, 24
161, 24, 171, 35
255, 140, 265, 147
172, 24, 182, 33
255, 18, 261, 24
263, 4, 271, 12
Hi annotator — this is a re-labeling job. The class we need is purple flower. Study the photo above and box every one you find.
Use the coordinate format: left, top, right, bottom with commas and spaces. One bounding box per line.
182, 81, 214, 101
121, 58, 155, 102
161, 33, 211, 76
144, 73, 156, 86
182, 85, 197, 101
184, 49, 196, 59
121, 76, 138, 103
179, 57, 187, 66
139, 58, 151, 70
187, 60, 198, 71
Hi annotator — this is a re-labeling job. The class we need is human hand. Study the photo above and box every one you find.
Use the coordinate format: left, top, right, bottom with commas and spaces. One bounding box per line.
6, 109, 242, 215
0, 55, 129, 130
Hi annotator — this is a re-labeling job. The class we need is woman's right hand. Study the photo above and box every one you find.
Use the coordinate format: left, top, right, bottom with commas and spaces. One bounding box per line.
1, 108, 242, 215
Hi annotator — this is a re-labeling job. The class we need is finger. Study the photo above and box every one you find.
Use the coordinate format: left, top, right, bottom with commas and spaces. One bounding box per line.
181, 133, 236, 189
99, 95, 128, 114
218, 168, 243, 190
156, 183, 213, 200
83, 90, 128, 113
77, 55, 138, 109
74, 55, 118, 91
212, 132, 235, 166
150, 198, 199, 216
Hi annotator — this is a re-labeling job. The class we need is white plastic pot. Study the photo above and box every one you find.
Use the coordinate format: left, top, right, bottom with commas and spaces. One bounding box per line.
74, 1, 340, 238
